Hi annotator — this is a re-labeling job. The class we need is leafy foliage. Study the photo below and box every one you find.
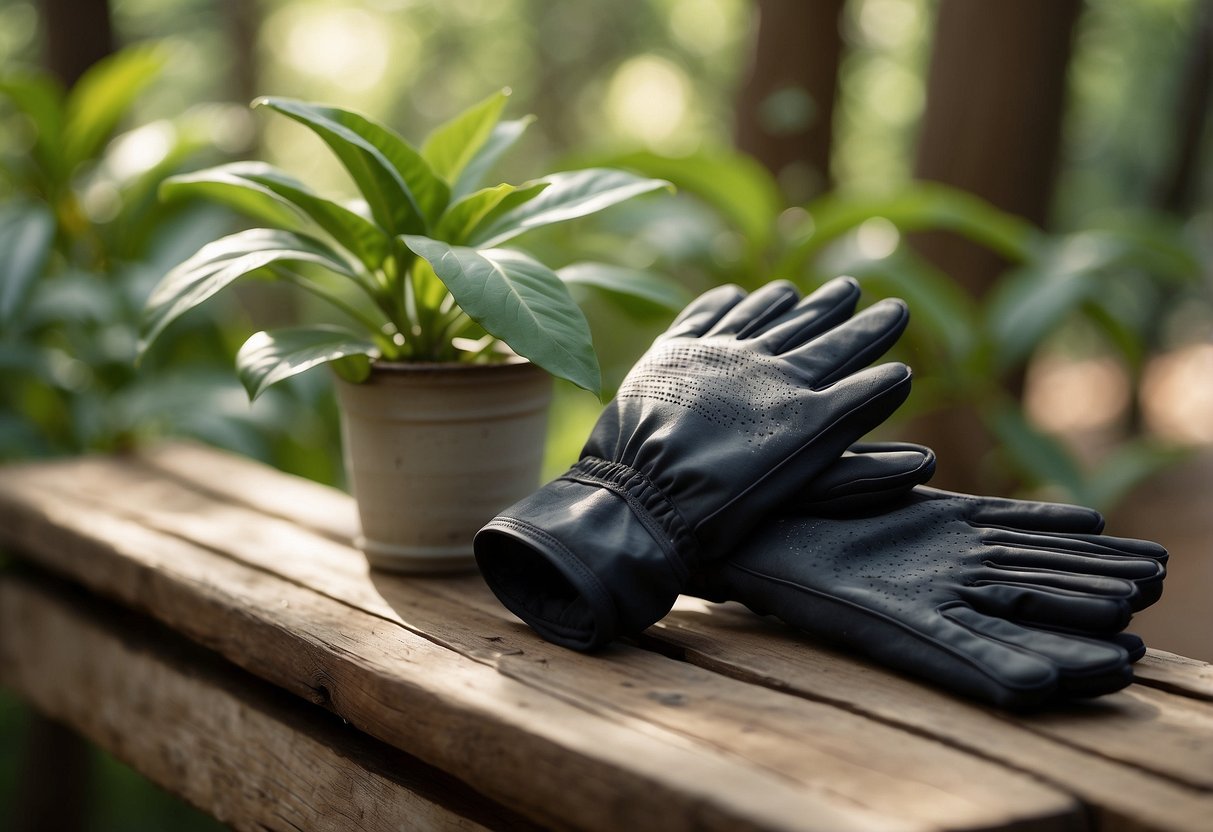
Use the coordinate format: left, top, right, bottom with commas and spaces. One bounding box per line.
597, 148, 1206, 509
146, 90, 676, 398
0, 46, 326, 465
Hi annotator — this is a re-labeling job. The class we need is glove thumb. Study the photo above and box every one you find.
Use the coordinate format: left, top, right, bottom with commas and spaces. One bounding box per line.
792, 441, 936, 515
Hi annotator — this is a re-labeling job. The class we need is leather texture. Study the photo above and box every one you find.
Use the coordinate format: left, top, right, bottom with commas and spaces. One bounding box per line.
476, 278, 912, 650
693, 446, 1169, 708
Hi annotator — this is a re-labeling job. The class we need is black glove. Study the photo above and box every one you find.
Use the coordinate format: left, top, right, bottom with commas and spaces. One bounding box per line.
475, 279, 912, 650
692, 444, 1168, 708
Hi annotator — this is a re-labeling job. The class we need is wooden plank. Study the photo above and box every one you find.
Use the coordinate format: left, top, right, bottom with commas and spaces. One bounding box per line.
142, 443, 1213, 709
0, 451, 1087, 832
0, 463, 917, 832
1134, 650, 1213, 702
0, 571, 526, 832
650, 600, 1213, 832
126, 445, 1213, 826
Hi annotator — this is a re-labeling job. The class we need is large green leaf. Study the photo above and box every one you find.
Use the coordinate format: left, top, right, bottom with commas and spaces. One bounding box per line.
236, 325, 377, 400
254, 97, 448, 234
161, 163, 306, 228
557, 262, 691, 313
62, 44, 165, 170
602, 149, 782, 252
162, 162, 391, 269
983, 233, 1127, 371
436, 181, 548, 245
139, 228, 356, 356
0, 201, 55, 325
421, 89, 509, 184
470, 168, 671, 248
451, 116, 533, 201
403, 236, 601, 394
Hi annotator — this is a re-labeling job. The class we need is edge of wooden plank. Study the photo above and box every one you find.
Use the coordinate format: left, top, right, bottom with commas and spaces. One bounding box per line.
1134, 649, 1213, 701
0, 568, 530, 832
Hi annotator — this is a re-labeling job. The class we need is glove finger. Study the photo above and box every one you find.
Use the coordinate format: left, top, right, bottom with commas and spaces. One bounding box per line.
792, 444, 936, 513
964, 493, 1105, 534
703, 280, 800, 338
797, 362, 913, 461
657, 283, 747, 341
983, 542, 1165, 611
959, 583, 1133, 633
982, 528, 1167, 563
784, 298, 909, 385
751, 276, 861, 353
982, 562, 1141, 603
981, 543, 1166, 582
941, 605, 1133, 700
1111, 631, 1147, 663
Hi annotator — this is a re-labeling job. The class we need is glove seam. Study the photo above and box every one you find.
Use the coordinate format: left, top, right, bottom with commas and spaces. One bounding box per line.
563, 457, 695, 580
484, 515, 617, 642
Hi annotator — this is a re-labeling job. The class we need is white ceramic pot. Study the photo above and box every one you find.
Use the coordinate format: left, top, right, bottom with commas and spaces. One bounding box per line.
335, 360, 553, 573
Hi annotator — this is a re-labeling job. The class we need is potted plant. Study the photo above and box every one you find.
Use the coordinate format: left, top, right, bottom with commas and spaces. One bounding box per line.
138, 90, 673, 572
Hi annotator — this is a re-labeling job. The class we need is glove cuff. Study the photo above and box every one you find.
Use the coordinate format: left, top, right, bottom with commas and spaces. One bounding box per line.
474, 467, 688, 650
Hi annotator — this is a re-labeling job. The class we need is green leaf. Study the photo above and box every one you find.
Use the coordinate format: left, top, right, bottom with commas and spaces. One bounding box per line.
436, 181, 548, 245
236, 325, 377, 400
403, 236, 601, 395
62, 43, 166, 170
139, 228, 356, 357
254, 97, 448, 234
0, 73, 66, 181
1086, 441, 1188, 511
983, 400, 1087, 500
161, 162, 306, 228
600, 149, 783, 252
983, 233, 1125, 371
452, 116, 533, 201
421, 89, 509, 184
470, 168, 671, 248
162, 162, 391, 269
557, 262, 691, 313
0, 201, 55, 325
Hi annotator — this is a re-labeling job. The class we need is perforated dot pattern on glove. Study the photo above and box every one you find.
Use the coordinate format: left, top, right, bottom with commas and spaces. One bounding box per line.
616, 344, 808, 440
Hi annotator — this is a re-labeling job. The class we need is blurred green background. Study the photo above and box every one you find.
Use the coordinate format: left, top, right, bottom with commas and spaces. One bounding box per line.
1, 0, 1211, 828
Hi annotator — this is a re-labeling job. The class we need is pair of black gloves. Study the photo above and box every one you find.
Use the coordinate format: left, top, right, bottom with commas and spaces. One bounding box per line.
473, 280, 1167, 709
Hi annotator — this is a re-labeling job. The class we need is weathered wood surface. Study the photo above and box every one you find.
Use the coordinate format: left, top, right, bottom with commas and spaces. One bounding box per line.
0, 571, 529, 832
1, 444, 1211, 832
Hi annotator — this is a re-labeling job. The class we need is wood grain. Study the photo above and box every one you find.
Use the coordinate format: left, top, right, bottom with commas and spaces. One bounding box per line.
0, 462, 917, 832
652, 602, 1213, 832
0, 571, 525, 832
4, 444, 1211, 832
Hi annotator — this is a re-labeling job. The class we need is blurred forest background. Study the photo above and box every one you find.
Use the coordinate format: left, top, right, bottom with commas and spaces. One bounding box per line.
1, 0, 1211, 828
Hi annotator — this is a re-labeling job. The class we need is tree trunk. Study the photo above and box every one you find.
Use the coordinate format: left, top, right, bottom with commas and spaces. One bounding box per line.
904, 0, 1082, 493
38, 0, 114, 88
734, 0, 847, 202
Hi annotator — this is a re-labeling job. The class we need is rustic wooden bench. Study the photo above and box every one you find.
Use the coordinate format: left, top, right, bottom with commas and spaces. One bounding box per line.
0, 443, 1210, 832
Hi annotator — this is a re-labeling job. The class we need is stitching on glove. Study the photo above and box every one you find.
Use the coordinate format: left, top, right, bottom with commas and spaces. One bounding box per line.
487, 516, 618, 640
563, 457, 696, 579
